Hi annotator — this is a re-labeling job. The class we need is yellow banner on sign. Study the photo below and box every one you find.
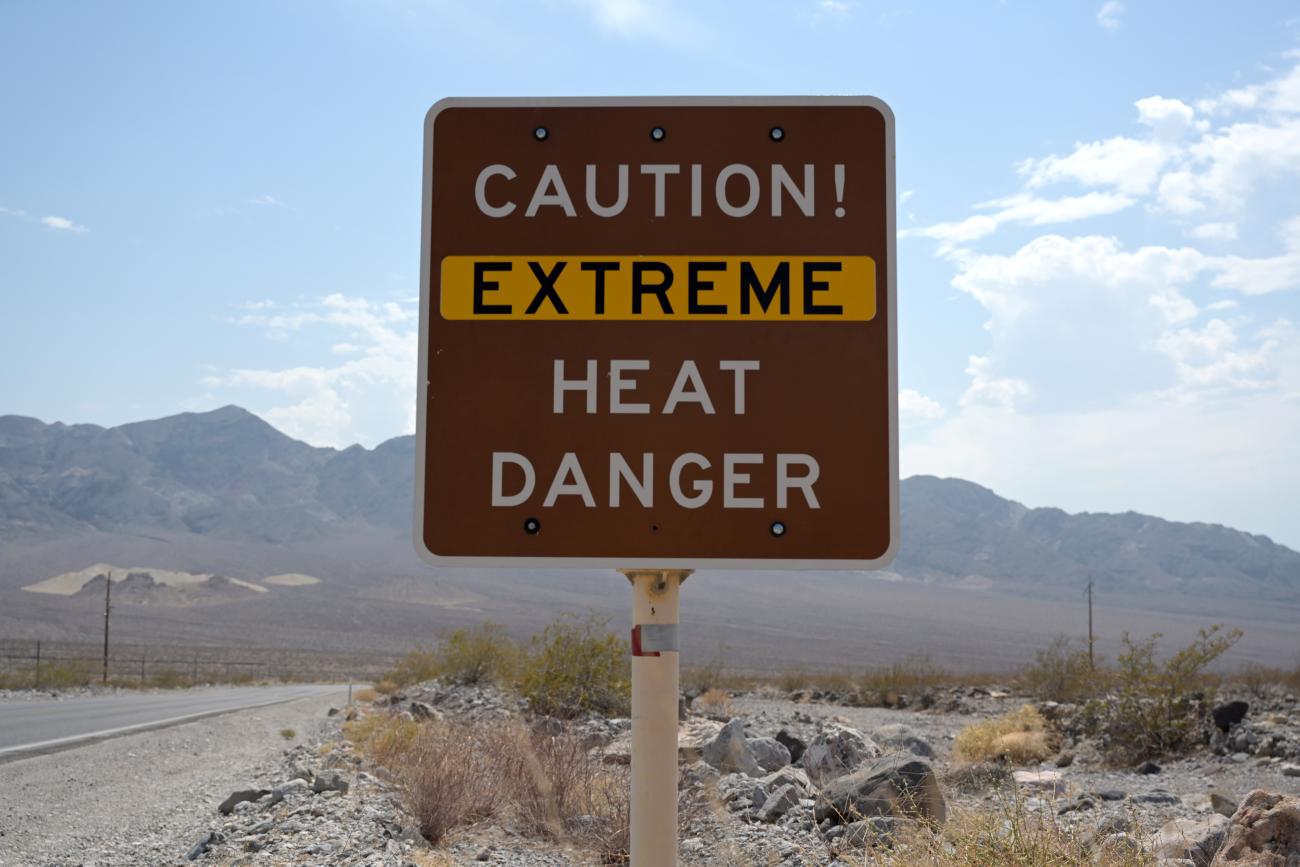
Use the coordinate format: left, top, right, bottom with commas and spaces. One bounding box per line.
439, 255, 876, 321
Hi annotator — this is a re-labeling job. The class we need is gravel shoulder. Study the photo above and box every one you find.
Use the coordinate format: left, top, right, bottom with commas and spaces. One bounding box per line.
0, 687, 347, 867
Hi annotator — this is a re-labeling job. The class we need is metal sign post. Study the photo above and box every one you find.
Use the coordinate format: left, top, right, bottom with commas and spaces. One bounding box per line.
623, 569, 690, 865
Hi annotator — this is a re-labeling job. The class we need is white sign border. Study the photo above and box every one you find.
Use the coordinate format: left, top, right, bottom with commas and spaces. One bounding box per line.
414, 95, 898, 571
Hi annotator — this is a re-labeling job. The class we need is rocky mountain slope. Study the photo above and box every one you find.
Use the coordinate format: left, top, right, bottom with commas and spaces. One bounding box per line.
2, 406, 1297, 603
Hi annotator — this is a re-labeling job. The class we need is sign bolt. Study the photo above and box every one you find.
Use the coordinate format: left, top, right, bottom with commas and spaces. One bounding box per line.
524, 517, 541, 534
770, 521, 787, 537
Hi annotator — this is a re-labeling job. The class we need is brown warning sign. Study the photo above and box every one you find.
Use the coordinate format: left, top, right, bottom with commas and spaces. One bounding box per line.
415, 97, 897, 569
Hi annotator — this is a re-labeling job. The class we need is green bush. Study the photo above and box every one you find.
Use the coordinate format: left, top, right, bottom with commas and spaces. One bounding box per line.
1084, 624, 1241, 763
1021, 636, 1106, 703
435, 622, 521, 686
517, 614, 630, 719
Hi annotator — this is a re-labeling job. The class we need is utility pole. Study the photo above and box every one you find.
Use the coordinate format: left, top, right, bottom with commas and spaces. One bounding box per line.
102, 573, 112, 684
1085, 580, 1095, 671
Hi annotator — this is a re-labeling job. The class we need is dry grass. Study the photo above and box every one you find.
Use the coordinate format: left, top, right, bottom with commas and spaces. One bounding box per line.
953, 705, 1052, 765
694, 687, 734, 718
859, 796, 1155, 866
279, 727, 296, 740
349, 708, 641, 860
353, 686, 378, 702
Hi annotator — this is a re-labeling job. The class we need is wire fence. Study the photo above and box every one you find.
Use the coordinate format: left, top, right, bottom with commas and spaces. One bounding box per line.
0, 638, 401, 689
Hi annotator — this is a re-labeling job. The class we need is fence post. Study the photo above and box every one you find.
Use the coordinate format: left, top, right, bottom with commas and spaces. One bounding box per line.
192, 653, 198, 686
140, 651, 146, 686
35, 640, 41, 688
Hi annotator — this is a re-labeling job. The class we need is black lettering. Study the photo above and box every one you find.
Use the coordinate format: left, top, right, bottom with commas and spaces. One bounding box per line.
740, 261, 790, 315
803, 261, 843, 315
524, 260, 569, 315
473, 261, 513, 315
687, 261, 727, 315
632, 261, 674, 315
581, 261, 619, 315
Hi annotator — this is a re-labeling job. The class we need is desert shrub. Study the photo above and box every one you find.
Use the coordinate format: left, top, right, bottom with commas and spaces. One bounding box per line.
353, 686, 378, 702
32, 661, 98, 689
886, 794, 1155, 866
953, 705, 1051, 765
434, 622, 521, 686
150, 667, 187, 689
517, 614, 630, 719
345, 713, 423, 766
1083, 625, 1241, 764
397, 721, 517, 844
1231, 661, 1300, 697
280, 728, 296, 740
1021, 636, 1106, 703
693, 687, 733, 718
858, 655, 955, 707
385, 649, 440, 689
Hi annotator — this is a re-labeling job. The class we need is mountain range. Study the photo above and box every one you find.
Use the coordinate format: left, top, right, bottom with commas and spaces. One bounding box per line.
0, 406, 1296, 670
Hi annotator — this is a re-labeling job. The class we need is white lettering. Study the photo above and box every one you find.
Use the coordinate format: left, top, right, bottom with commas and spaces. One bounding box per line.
723, 453, 764, 508
776, 454, 821, 508
771, 164, 815, 217
585, 164, 628, 218
669, 453, 712, 508
526, 165, 577, 217
610, 453, 653, 507
544, 452, 596, 507
640, 164, 680, 217
553, 359, 598, 414
716, 163, 760, 217
718, 360, 760, 414
475, 164, 516, 218
610, 359, 650, 414
491, 452, 535, 506
662, 360, 716, 415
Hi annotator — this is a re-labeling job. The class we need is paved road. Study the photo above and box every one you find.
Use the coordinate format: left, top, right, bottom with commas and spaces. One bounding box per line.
0, 684, 344, 761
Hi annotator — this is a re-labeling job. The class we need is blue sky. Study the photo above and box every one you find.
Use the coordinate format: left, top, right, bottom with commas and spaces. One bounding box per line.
3, 1, 1299, 546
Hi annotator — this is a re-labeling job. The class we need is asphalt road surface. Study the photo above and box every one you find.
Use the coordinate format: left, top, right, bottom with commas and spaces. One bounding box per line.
0, 684, 344, 761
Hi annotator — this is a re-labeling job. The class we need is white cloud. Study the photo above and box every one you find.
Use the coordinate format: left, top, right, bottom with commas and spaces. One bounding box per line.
1096, 0, 1124, 31
1020, 135, 1171, 195
960, 356, 1031, 410
207, 293, 417, 447
1210, 215, 1300, 295
563, 0, 670, 38
248, 194, 289, 208
899, 389, 945, 423
817, 0, 854, 15
1190, 221, 1238, 241
904, 191, 1133, 246
40, 215, 87, 233
1, 205, 27, 218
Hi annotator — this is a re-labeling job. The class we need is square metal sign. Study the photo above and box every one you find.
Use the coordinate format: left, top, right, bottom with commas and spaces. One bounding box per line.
415, 97, 897, 569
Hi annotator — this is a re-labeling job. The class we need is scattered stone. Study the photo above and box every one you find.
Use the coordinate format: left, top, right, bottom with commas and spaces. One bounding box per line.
1055, 750, 1075, 768
1212, 793, 1241, 818
802, 722, 881, 788
702, 718, 762, 777
326, 706, 340, 717
1281, 763, 1300, 778
186, 831, 224, 860
1133, 790, 1182, 805
1212, 701, 1250, 733
775, 729, 807, 764
408, 701, 440, 720
1094, 789, 1128, 801
1152, 815, 1230, 867
945, 761, 1012, 794
1138, 760, 1163, 775
311, 773, 349, 795
217, 789, 269, 815
839, 816, 898, 849
814, 755, 945, 826
1210, 789, 1300, 865
1057, 795, 1096, 814
1013, 770, 1067, 796
758, 784, 801, 823
749, 737, 792, 772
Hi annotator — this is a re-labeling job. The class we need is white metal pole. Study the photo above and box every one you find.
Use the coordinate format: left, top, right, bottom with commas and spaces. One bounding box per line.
623, 568, 690, 867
